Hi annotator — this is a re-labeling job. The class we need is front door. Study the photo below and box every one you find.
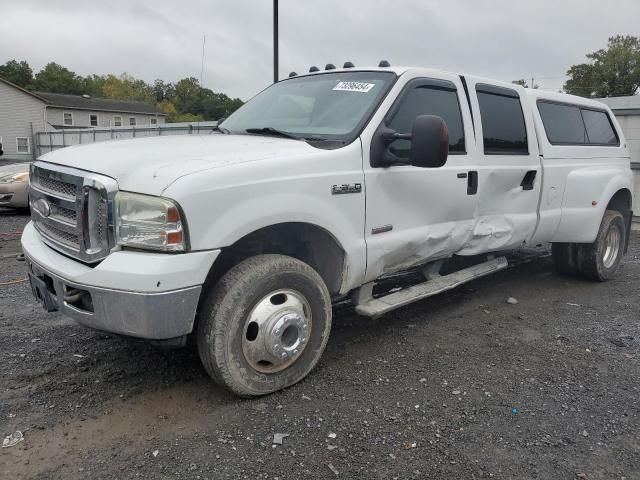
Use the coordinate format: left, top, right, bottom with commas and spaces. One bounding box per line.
362, 73, 478, 282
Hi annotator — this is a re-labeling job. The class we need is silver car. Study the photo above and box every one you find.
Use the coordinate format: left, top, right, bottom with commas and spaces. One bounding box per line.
0, 163, 30, 208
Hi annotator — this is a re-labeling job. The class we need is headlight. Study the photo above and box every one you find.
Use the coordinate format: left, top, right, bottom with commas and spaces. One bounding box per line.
0, 172, 29, 183
114, 192, 187, 252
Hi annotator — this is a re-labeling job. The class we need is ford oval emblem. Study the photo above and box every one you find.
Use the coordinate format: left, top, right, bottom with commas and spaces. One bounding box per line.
34, 198, 51, 218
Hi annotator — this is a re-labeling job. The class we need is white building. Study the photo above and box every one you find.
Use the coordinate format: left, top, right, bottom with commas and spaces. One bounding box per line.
0, 77, 166, 161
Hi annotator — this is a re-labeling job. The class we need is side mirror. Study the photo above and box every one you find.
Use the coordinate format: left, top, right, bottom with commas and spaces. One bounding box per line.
408, 115, 449, 168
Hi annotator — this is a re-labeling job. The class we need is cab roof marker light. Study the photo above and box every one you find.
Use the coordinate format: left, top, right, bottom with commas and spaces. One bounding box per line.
325, 63, 336, 70
343, 61, 355, 68
288, 71, 297, 77
309, 66, 319, 72
379, 60, 391, 67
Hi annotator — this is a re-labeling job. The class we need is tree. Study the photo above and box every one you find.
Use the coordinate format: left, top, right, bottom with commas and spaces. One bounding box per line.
32, 63, 83, 94
152, 79, 174, 102
81, 74, 107, 97
3, 58, 242, 121
564, 35, 640, 98
0, 60, 33, 87
172, 77, 202, 114
102, 73, 153, 102
157, 99, 178, 121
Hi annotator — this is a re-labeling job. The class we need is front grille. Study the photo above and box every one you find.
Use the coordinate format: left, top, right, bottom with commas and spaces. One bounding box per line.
38, 222, 80, 248
30, 162, 118, 263
36, 176, 78, 199
50, 204, 77, 224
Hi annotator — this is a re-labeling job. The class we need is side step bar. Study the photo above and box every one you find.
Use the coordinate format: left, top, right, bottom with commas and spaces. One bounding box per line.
355, 256, 508, 318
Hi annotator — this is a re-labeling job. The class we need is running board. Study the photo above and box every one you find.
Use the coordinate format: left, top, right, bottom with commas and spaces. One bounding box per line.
355, 256, 508, 318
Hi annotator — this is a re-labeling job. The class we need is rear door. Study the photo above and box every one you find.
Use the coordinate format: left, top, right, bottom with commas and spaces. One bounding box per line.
460, 79, 542, 253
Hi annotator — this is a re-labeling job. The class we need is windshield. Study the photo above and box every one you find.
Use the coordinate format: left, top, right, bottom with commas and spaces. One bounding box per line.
220, 71, 396, 145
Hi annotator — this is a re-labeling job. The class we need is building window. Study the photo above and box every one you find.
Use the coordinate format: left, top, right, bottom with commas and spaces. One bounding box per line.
16, 137, 30, 154
63, 112, 73, 126
113, 116, 122, 127
129, 117, 137, 126
90, 114, 98, 127
150, 118, 158, 126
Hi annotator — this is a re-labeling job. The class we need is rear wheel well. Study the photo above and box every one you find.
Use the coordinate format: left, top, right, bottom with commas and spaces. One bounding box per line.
203, 223, 346, 297
607, 188, 632, 217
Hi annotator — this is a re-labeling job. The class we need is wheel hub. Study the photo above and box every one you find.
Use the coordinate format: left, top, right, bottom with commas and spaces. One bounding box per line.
602, 224, 621, 269
242, 289, 312, 373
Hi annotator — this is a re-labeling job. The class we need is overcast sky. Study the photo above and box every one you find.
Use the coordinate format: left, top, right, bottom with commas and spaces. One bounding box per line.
1, 0, 639, 100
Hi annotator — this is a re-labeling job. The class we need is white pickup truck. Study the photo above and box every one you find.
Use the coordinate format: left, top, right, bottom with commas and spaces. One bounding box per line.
22, 64, 633, 396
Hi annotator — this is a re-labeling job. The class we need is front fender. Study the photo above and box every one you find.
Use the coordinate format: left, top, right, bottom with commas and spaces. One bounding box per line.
200, 191, 366, 293
163, 141, 367, 292
552, 165, 632, 243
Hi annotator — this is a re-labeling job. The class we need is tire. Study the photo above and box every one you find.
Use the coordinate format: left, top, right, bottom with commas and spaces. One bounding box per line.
197, 254, 332, 397
552, 242, 580, 276
577, 210, 626, 281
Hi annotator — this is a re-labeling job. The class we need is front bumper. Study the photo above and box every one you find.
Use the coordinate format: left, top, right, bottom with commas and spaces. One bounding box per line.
21, 222, 220, 340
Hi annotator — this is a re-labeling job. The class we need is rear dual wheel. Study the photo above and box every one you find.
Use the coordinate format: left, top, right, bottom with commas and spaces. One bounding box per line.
197, 254, 332, 397
552, 209, 626, 281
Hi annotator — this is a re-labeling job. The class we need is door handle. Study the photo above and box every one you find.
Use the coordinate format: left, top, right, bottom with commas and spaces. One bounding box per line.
467, 171, 478, 195
520, 170, 537, 191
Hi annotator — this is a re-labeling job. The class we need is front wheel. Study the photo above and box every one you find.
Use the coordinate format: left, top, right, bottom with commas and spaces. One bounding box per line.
197, 254, 332, 397
578, 210, 626, 281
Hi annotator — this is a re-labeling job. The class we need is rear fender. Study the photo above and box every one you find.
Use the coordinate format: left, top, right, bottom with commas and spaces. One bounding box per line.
551, 167, 632, 243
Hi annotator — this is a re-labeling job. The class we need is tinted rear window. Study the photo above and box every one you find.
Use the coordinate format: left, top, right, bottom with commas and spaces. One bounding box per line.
476, 87, 528, 155
582, 109, 618, 145
537, 102, 587, 144
537, 101, 619, 146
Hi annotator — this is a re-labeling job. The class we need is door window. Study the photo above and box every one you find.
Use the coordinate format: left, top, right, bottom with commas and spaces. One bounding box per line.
386, 81, 466, 159
476, 85, 528, 155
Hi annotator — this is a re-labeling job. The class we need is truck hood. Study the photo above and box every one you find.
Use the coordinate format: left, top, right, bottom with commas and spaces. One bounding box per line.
39, 134, 317, 195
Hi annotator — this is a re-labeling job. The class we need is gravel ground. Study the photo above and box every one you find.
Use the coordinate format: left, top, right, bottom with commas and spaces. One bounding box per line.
1, 211, 639, 480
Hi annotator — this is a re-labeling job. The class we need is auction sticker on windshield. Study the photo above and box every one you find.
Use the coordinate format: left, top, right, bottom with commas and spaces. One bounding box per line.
333, 82, 376, 93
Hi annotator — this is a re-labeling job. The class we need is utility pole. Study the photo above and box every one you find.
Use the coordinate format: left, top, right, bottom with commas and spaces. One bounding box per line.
273, 0, 279, 83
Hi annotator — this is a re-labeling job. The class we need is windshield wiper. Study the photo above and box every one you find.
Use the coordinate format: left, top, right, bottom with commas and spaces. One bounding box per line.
244, 127, 302, 140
